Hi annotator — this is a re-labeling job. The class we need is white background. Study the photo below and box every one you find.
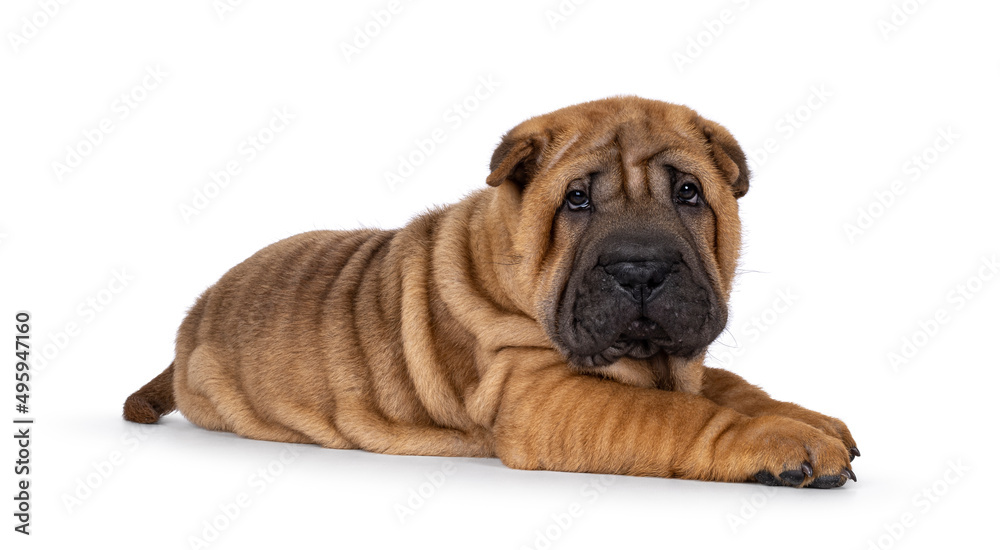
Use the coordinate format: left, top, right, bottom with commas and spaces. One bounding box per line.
3, 1, 999, 549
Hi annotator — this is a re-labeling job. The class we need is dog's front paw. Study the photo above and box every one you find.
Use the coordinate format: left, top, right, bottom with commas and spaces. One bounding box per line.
735, 415, 856, 489
769, 405, 860, 462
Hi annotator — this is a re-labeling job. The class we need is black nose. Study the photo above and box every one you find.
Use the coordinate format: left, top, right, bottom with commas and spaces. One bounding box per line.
604, 260, 674, 302
599, 240, 685, 303
599, 242, 685, 303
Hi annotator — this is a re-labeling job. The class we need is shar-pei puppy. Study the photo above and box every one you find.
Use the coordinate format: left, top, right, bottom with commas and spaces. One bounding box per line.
125, 96, 858, 488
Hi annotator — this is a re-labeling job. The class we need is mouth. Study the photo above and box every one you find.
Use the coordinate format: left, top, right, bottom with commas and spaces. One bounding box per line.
569, 338, 665, 367
623, 316, 663, 340
564, 312, 716, 368
555, 244, 725, 370
617, 316, 673, 359
568, 317, 671, 366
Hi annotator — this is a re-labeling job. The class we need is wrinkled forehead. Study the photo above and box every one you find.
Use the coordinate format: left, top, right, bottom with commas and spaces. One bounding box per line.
533, 103, 717, 182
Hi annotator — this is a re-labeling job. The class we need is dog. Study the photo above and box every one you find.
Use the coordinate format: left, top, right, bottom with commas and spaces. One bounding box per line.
125, 96, 858, 488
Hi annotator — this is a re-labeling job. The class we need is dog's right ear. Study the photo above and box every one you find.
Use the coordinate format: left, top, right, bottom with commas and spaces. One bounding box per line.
486, 132, 546, 188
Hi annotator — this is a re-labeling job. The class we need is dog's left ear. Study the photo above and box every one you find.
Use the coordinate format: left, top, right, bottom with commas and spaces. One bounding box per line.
486, 131, 546, 188
698, 118, 750, 199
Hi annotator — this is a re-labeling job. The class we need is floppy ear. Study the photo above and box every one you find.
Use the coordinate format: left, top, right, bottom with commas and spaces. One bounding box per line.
486, 132, 545, 188
698, 118, 750, 199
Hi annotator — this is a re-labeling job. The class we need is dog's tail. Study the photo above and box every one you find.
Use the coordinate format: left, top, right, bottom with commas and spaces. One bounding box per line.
123, 363, 176, 423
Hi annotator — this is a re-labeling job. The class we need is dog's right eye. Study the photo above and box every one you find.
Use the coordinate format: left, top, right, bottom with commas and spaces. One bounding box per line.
565, 190, 591, 211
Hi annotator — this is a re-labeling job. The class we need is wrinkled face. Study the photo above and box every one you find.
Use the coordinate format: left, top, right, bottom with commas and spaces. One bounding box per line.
553, 162, 727, 367
487, 97, 749, 372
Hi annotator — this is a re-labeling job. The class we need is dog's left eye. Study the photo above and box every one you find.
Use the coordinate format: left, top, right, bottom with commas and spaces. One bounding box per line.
675, 183, 700, 205
565, 190, 591, 211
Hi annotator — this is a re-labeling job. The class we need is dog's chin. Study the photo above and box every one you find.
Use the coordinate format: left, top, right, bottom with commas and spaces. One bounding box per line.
565, 338, 678, 368
561, 314, 716, 368
566, 330, 720, 369
624, 339, 661, 359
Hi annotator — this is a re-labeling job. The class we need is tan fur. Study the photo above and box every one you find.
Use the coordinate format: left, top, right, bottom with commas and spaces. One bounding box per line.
125, 97, 856, 487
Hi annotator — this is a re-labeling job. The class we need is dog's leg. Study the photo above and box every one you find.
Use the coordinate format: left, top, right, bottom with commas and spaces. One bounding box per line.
176, 345, 313, 444
700, 367, 859, 463
491, 352, 854, 487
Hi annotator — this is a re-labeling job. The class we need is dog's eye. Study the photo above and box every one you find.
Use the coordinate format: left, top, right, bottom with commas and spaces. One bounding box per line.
675, 183, 699, 205
565, 190, 591, 211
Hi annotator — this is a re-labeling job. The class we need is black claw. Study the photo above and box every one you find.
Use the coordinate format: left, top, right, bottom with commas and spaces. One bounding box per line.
754, 470, 781, 486
801, 462, 814, 478
849, 447, 861, 461
845, 468, 857, 482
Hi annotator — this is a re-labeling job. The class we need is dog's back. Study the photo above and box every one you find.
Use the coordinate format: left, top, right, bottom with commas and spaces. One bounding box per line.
125, 203, 496, 457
